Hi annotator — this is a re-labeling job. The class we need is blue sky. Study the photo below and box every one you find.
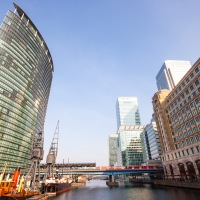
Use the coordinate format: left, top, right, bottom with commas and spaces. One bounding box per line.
1, 0, 200, 165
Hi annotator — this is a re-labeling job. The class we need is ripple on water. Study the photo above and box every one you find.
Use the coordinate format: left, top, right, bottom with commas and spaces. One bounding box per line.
51, 180, 200, 200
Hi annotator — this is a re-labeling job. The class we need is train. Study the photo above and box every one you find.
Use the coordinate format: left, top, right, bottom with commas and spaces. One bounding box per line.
96, 165, 163, 171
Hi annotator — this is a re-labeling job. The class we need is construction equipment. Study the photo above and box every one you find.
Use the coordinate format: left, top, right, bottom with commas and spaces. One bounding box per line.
46, 121, 59, 178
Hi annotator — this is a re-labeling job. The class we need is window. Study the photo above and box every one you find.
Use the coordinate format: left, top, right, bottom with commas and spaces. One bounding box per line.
195, 135, 200, 142
192, 109, 197, 115
190, 102, 194, 108
195, 80, 199, 86
193, 91, 197, 97
188, 113, 192, 118
195, 116, 199, 122
195, 98, 199, 104
198, 87, 200, 93
185, 89, 189, 95
186, 78, 189, 83
182, 82, 185, 87
191, 147, 194, 154
196, 146, 200, 153
181, 93, 185, 99
186, 149, 190, 155
190, 137, 195, 144
195, 67, 199, 73
182, 109, 185, 114
188, 96, 191, 101
193, 127, 197, 133
186, 106, 190, 111
182, 150, 185, 156
190, 73, 194, 78
184, 100, 187, 105
190, 119, 194, 125
190, 85, 194, 91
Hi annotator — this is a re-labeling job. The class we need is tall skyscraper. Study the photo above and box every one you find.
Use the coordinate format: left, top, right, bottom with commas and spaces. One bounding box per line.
108, 134, 118, 166
116, 97, 141, 128
152, 58, 200, 178
0, 3, 53, 172
156, 60, 191, 91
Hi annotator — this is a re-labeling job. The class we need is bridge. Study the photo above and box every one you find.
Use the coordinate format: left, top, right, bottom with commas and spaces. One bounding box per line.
40, 165, 163, 187
39, 165, 163, 176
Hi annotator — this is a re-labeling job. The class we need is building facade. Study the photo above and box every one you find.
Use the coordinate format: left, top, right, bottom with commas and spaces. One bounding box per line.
116, 97, 141, 128
108, 134, 118, 166
0, 3, 53, 172
153, 59, 200, 179
141, 121, 162, 164
156, 60, 191, 91
117, 125, 145, 166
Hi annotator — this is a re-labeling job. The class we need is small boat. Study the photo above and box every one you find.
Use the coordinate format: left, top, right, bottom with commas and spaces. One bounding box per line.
42, 177, 71, 196
0, 163, 40, 200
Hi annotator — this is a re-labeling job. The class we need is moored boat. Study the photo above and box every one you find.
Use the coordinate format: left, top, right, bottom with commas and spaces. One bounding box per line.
0, 164, 40, 200
42, 178, 71, 196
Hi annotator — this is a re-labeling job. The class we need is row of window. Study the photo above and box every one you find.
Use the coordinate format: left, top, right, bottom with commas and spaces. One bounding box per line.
166, 66, 199, 103
164, 145, 200, 161
169, 87, 200, 117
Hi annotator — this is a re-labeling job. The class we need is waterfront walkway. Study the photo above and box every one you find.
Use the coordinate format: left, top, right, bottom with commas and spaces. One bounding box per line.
129, 178, 200, 189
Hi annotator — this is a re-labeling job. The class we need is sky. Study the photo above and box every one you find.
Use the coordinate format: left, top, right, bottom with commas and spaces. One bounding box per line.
1, 0, 200, 166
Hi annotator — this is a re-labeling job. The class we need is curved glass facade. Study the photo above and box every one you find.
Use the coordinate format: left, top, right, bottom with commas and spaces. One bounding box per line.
0, 4, 53, 172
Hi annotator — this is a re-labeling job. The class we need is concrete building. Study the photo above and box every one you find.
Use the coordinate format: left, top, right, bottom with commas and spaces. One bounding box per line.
0, 3, 53, 172
152, 58, 200, 179
156, 60, 191, 91
116, 97, 141, 128
108, 134, 118, 166
117, 125, 145, 166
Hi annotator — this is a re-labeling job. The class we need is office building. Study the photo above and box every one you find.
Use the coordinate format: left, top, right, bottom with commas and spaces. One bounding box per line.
108, 134, 118, 166
0, 3, 53, 172
156, 60, 191, 91
116, 97, 141, 128
117, 125, 145, 166
152, 58, 200, 178
141, 121, 162, 164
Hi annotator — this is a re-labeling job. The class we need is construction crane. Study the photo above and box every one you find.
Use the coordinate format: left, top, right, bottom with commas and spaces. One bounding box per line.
46, 121, 59, 178
24, 131, 44, 189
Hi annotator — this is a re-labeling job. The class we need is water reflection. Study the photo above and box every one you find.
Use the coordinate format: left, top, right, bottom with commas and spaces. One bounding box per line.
52, 180, 200, 200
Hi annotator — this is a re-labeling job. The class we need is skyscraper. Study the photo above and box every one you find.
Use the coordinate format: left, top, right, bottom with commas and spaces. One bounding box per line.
140, 120, 162, 164
156, 60, 191, 91
116, 97, 141, 128
116, 97, 144, 166
108, 134, 118, 166
0, 3, 53, 172
117, 125, 145, 166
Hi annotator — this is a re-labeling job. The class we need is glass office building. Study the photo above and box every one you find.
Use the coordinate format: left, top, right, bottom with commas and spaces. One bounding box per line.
108, 134, 118, 166
141, 121, 162, 164
156, 60, 191, 91
116, 97, 141, 128
117, 125, 145, 166
0, 3, 53, 172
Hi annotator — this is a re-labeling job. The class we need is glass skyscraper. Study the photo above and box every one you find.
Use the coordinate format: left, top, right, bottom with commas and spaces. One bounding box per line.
0, 3, 53, 172
108, 134, 118, 166
117, 125, 145, 166
156, 60, 191, 91
116, 97, 141, 128
116, 97, 143, 166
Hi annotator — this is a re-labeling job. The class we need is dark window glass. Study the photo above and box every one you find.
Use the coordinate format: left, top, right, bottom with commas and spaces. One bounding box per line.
195, 80, 199, 86
195, 67, 199, 73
